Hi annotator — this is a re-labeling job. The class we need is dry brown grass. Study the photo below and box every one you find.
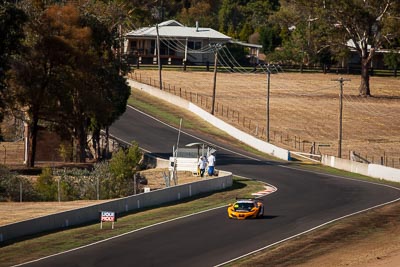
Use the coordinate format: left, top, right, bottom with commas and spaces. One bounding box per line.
0, 169, 200, 226
131, 70, 400, 167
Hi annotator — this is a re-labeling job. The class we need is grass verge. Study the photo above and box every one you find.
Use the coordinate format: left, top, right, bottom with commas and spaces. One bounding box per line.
129, 87, 399, 187
1, 177, 265, 267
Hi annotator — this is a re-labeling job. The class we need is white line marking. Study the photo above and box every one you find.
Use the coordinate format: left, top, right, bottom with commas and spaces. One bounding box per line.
214, 196, 400, 267
125, 105, 262, 161
15, 175, 277, 267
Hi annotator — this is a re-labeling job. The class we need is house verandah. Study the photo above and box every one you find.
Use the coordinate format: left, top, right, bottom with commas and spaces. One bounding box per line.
124, 20, 261, 66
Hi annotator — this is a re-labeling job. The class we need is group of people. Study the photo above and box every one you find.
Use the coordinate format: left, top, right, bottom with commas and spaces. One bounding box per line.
197, 153, 216, 177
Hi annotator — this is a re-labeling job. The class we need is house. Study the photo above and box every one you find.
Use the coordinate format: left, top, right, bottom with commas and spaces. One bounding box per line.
124, 20, 232, 65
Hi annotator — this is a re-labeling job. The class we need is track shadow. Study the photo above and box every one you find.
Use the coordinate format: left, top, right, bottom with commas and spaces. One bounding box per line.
259, 215, 279, 220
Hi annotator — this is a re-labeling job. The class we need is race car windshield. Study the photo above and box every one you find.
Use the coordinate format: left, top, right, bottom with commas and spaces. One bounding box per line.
235, 202, 255, 211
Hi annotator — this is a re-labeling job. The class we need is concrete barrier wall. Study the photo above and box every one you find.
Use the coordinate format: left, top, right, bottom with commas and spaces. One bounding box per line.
368, 164, 400, 182
130, 79, 400, 182
321, 155, 400, 182
128, 79, 290, 161
0, 171, 232, 243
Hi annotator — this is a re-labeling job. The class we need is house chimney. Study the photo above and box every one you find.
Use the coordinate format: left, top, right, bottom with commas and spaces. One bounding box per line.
196, 21, 199, 32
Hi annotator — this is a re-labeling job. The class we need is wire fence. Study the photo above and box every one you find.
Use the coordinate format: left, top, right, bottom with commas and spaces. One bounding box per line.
130, 72, 400, 169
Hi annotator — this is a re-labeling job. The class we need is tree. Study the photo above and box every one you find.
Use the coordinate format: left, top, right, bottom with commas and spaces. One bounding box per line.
290, 0, 400, 96
8, 2, 130, 165
35, 167, 57, 201
177, 1, 219, 29
108, 142, 142, 197
0, 0, 26, 124
259, 23, 282, 54
52, 4, 130, 163
6, 0, 73, 167
384, 50, 400, 77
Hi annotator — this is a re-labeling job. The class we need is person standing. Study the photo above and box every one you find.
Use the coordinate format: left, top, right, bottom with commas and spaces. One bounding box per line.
207, 153, 216, 176
198, 156, 207, 177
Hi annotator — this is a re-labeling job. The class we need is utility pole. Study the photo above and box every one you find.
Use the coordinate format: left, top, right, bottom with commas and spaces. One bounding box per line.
266, 65, 271, 142
332, 77, 351, 158
211, 45, 219, 115
156, 24, 162, 90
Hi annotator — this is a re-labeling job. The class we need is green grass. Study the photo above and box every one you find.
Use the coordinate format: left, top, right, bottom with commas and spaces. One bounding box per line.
0, 177, 266, 266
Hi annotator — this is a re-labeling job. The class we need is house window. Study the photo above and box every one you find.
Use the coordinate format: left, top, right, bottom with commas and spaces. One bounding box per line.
188, 41, 202, 50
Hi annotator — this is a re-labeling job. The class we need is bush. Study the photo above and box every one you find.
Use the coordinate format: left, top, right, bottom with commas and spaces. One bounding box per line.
108, 141, 143, 197
35, 167, 57, 201
0, 165, 37, 201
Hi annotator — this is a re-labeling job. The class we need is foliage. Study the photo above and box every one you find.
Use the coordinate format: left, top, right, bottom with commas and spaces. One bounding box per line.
91, 161, 113, 199
221, 43, 249, 66
108, 142, 142, 197
384, 51, 400, 76
53, 168, 93, 201
0, 0, 27, 131
285, 0, 400, 95
177, 1, 219, 29
0, 165, 36, 201
58, 143, 73, 162
6, 1, 130, 166
259, 23, 282, 54
35, 167, 57, 201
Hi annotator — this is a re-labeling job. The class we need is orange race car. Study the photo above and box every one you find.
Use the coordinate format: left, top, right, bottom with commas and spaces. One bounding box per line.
227, 198, 264, 219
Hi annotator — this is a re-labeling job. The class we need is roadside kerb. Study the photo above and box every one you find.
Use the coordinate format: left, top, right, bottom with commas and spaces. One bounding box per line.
0, 171, 232, 243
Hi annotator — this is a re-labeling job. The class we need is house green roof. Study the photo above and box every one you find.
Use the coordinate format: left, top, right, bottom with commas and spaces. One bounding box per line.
126, 20, 231, 42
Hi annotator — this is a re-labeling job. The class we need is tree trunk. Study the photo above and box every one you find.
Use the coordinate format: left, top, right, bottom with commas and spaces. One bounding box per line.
27, 115, 39, 168
359, 56, 371, 97
74, 123, 87, 163
93, 128, 100, 160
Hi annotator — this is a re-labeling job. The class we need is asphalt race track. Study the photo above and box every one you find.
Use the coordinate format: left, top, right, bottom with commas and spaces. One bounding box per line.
22, 106, 400, 267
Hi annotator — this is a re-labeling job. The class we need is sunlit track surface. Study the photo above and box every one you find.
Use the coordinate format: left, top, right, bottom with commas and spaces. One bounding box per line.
21, 106, 400, 267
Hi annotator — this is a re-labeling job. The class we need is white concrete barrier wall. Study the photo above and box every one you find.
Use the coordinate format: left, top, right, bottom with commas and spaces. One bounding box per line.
0, 171, 232, 243
368, 164, 400, 182
322, 155, 400, 182
128, 79, 290, 161
131, 79, 400, 183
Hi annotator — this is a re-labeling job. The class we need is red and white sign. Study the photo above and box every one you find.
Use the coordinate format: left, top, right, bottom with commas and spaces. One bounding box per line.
100, 211, 116, 229
101, 211, 115, 222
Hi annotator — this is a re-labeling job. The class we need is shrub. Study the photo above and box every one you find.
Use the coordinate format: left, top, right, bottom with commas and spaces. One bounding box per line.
108, 141, 143, 197
35, 167, 57, 201
0, 165, 37, 201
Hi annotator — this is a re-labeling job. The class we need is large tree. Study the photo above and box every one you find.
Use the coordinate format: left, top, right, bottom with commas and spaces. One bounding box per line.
0, 0, 26, 123
8, 1, 130, 166
6, 0, 69, 167
289, 0, 400, 96
43, 4, 130, 163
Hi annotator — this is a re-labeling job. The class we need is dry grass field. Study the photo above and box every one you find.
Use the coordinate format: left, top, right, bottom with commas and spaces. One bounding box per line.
0, 169, 199, 226
2, 70, 400, 266
131, 69, 400, 168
